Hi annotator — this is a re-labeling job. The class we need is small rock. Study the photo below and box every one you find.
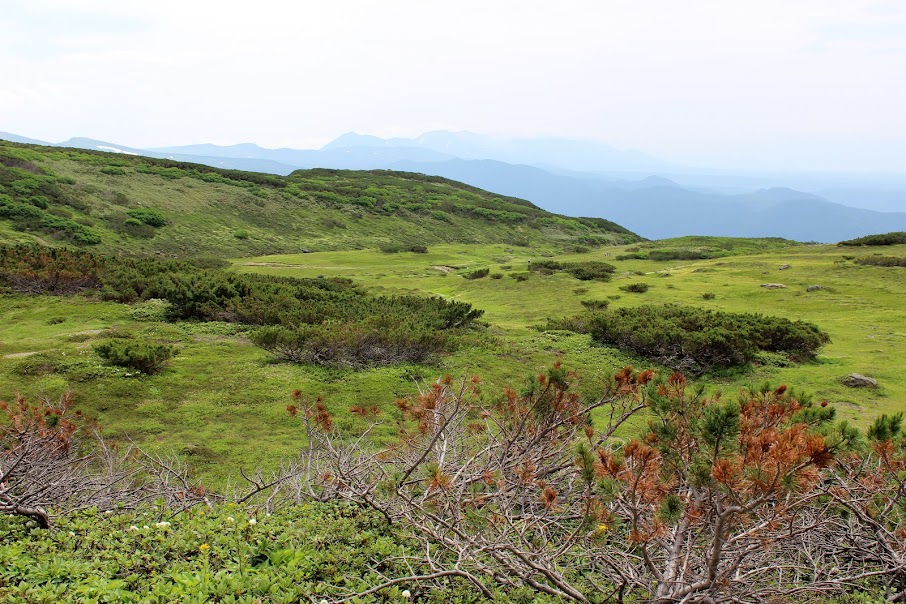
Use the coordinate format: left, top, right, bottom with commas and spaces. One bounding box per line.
300, 248, 312, 254
806, 285, 823, 292
761, 283, 787, 289
779, 264, 791, 270
842, 373, 878, 388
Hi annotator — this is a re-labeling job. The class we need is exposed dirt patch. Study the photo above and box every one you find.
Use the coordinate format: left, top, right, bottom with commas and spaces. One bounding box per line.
431, 265, 459, 273
2, 351, 39, 359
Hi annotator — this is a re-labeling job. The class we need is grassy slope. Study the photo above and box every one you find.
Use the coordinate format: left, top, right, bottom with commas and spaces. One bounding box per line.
0, 141, 637, 257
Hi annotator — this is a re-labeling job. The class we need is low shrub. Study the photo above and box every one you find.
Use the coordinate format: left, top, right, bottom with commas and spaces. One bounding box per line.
463, 268, 490, 280
125, 208, 167, 227
839, 232, 906, 246
528, 260, 616, 281
702, 292, 716, 300
620, 282, 649, 293
550, 304, 830, 375
93, 339, 176, 374
856, 255, 906, 267
580, 299, 610, 310
251, 322, 445, 368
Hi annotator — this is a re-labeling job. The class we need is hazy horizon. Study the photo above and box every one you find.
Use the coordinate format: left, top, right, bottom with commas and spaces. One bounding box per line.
2, 0, 905, 173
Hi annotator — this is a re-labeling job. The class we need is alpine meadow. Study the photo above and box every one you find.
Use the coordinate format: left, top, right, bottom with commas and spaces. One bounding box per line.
1, 134, 904, 603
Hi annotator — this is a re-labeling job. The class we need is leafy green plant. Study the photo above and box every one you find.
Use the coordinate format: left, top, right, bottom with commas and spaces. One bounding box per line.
620, 282, 649, 293
839, 232, 906, 246
463, 268, 490, 280
856, 255, 906, 268
579, 299, 609, 310
93, 339, 176, 374
125, 208, 167, 227
551, 304, 830, 374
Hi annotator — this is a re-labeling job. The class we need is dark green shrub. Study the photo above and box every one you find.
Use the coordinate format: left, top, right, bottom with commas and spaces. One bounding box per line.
380, 243, 428, 254
562, 261, 616, 281
251, 321, 445, 368
551, 304, 830, 375
463, 268, 490, 280
580, 299, 610, 310
126, 208, 167, 227
100, 166, 126, 175
510, 272, 530, 282
839, 232, 906, 246
856, 255, 906, 267
528, 260, 562, 274
93, 339, 176, 374
702, 292, 716, 300
648, 249, 716, 261
620, 282, 649, 293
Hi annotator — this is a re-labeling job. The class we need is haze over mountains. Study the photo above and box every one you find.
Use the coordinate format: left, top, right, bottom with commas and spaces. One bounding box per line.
2, 130, 904, 242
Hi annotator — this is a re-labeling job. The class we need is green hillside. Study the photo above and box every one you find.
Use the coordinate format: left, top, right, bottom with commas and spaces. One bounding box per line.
0, 141, 638, 256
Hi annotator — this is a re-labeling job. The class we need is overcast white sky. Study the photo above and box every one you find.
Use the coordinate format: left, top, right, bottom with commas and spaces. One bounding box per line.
1, 0, 905, 172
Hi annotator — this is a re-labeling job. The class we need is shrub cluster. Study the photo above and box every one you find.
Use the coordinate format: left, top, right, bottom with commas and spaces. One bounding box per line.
856, 255, 906, 267
620, 282, 649, 293
0, 244, 484, 368
125, 208, 167, 227
551, 304, 830, 374
0, 151, 101, 244
0, 245, 104, 293
463, 268, 490, 280
527, 260, 616, 281
839, 232, 906, 246
93, 339, 176, 374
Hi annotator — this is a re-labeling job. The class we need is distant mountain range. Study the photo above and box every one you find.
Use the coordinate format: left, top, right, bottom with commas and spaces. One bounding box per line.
2, 130, 904, 242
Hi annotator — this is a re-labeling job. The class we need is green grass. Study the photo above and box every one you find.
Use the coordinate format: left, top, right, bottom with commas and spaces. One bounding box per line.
235, 240, 906, 424
4, 238, 903, 484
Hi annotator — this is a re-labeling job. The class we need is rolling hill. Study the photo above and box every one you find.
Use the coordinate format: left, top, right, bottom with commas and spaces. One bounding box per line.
0, 140, 638, 258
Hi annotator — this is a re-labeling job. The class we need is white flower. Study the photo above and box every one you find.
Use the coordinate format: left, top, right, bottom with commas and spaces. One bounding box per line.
128, 525, 139, 532
402, 589, 411, 599
320, 600, 329, 604
155, 521, 171, 529
248, 518, 257, 526
226, 516, 235, 523
143, 525, 150, 530
68, 531, 76, 537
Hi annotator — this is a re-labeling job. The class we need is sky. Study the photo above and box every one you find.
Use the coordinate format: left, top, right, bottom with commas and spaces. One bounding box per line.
1, 0, 905, 172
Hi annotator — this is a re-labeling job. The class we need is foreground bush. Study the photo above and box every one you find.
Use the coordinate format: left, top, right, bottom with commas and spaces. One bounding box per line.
3, 371, 904, 602
294, 366, 904, 603
551, 304, 830, 374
